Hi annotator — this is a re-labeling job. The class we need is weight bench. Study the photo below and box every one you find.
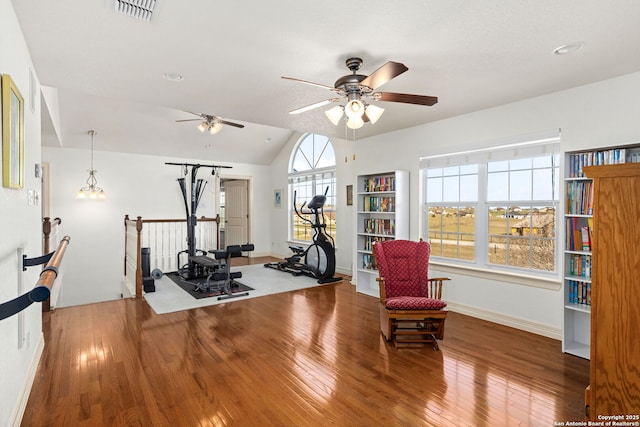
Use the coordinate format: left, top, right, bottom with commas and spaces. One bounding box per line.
194, 244, 255, 300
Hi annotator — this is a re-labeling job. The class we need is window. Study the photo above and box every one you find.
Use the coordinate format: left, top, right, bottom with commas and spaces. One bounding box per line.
422, 132, 560, 276
289, 134, 336, 243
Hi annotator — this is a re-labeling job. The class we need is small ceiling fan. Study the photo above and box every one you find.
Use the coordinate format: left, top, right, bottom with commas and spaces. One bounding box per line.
176, 112, 245, 134
282, 57, 438, 129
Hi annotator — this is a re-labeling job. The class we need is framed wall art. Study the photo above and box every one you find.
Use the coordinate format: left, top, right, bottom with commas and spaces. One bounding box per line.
274, 188, 282, 208
2, 74, 25, 189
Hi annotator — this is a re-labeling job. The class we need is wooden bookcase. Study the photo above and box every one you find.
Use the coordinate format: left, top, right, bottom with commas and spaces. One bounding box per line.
354, 170, 409, 297
582, 163, 640, 419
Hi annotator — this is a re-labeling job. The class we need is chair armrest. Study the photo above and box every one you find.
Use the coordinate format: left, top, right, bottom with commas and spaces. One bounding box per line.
376, 277, 387, 304
427, 277, 450, 300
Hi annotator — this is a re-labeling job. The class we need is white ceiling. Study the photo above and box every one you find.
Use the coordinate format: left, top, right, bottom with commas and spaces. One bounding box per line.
11, 0, 640, 165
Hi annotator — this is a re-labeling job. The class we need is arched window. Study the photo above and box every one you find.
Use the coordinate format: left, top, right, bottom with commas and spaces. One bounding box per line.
288, 133, 336, 243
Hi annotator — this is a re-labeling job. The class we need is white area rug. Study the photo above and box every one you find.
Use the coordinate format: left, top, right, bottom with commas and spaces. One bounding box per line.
144, 264, 340, 314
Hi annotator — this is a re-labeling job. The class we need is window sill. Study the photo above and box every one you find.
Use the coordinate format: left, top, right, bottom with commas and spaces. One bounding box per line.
429, 261, 561, 291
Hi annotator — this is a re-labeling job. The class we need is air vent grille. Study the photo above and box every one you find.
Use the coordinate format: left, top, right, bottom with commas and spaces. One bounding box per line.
115, 0, 157, 22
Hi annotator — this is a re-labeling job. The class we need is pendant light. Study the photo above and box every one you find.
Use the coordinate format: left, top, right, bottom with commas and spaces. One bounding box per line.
77, 130, 106, 199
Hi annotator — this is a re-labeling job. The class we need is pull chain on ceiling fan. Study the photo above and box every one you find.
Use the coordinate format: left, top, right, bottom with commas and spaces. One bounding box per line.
282, 57, 438, 129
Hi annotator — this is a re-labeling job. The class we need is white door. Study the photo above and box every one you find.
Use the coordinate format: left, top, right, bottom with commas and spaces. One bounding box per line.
223, 180, 248, 246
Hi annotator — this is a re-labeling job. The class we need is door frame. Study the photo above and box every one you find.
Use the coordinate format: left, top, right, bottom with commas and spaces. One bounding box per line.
219, 174, 252, 253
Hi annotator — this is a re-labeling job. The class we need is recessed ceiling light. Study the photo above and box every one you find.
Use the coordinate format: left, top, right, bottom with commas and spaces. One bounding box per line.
553, 42, 584, 55
162, 72, 184, 82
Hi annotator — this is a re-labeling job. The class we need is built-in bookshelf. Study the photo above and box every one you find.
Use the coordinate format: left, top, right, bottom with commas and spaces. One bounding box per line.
562, 145, 640, 359
355, 170, 409, 297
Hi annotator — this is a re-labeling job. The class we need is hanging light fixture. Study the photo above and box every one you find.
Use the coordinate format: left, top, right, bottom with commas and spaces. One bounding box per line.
77, 130, 106, 199
196, 117, 224, 134
208, 121, 222, 134
325, 100, 384, 129
325, 105, 344, 126
364, 104, 384, 124
344, 99, 365, 119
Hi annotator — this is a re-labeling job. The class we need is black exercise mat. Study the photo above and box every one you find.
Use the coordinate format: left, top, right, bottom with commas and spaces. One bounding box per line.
165, 272, 254, 300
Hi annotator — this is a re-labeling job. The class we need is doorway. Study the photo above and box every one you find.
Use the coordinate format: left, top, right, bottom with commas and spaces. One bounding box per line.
219, 178, 251, 250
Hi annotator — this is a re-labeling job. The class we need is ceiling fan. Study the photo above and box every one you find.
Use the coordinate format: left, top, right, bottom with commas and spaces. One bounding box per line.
282, 57, 438, 129
176, 112, 245, 134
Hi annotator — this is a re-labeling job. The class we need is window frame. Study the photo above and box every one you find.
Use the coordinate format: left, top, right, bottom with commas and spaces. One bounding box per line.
420, 132, 561, 286
288, 134, 337, 244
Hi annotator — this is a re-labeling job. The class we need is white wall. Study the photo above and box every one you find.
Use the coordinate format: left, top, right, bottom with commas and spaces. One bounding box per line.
42, 147, 271, 307
0, 1, 46, 425
353, 71, 640, 338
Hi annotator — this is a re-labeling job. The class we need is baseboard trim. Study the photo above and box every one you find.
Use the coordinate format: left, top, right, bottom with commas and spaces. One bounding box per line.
11, 332, 45, 427
446, 301, 561, 340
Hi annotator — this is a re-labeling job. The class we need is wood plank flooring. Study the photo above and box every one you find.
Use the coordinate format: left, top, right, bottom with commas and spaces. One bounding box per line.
22, 257, 589, 426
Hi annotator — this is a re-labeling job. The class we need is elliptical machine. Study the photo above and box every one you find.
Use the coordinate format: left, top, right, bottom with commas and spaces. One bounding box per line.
265, 187, 341, 284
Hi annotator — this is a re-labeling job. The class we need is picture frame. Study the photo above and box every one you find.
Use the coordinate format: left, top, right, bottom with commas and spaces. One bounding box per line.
346, 184, 353, 206
274, 188, 282, 208
2, 74, 25, 189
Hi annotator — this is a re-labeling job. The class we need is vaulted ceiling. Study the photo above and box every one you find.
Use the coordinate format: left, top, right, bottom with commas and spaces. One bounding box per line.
12, 0, 640, 165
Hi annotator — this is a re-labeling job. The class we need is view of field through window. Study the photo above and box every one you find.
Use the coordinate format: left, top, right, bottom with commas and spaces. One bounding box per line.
427, 206, 556, 270
424, 151, 559, 273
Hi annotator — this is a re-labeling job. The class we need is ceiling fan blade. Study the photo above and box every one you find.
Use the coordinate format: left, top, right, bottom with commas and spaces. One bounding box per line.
176, 119, 202, 122
219, 120, 245, 128
375, 92, 438, 106
289, 99, 337, 115
282, 76, 336, 91
360, 61, 408, 90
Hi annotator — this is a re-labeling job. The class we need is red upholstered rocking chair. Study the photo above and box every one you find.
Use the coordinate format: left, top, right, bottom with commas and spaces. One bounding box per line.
372, 239, 450, 349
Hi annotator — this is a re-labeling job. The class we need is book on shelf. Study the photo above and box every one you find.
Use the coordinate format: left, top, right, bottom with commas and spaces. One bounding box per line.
581, 226, 592, 251
362, 236, 393, 252
565, 217, 593, 252
362, 253, 377, 270
364, 175, 396, 192
568, 148, 627, 178
568, 280, 592, 306
569, 254, 591, 278
363, 218, 396, 235
566, 180, 593, 215
363, 196, 395, 212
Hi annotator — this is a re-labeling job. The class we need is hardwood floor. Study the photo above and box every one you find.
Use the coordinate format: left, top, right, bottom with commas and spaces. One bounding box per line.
22, 257, 589, 426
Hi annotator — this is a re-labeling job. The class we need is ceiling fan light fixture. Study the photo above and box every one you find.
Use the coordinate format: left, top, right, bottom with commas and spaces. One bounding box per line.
347, 116, 364, 130
209, 121, 222, 134
197, 121, 207, 132
365, 104, 384, 124
345, 99, 365, 119
325, 106, 344, 126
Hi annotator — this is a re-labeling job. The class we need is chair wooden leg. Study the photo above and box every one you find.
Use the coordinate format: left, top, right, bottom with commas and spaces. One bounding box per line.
388, 318, 446, 350
379, 303, 392, 341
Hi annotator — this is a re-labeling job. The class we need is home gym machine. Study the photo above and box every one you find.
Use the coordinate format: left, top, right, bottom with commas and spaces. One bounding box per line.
165, 162, 231, 280
195, 243, 255, 300
265, 187, 341, 284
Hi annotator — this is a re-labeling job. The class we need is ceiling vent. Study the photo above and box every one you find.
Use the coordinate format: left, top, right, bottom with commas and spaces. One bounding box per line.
114, 0, 157, 22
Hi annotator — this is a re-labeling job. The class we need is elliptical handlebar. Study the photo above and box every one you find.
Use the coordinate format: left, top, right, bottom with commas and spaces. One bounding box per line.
293, 187, 330, 227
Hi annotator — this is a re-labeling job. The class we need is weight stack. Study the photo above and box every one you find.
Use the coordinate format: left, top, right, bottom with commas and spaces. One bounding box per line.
141, 247, 155, 293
